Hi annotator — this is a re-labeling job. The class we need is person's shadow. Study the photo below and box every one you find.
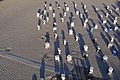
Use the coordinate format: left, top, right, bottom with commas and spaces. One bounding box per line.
32, 73, 37, 80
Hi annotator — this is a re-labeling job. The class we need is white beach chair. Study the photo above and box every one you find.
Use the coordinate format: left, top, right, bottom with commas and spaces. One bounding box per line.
75, 35, 79, 41
61, 74, 65, 80
45, 42, 50, 49
57, 48, 61, 54
63, 39, 67, 45
67, 55, 72, 62
37, 25, 40, 30
94, 24, 98, 29
89, 66, 94, 74
69, 29, 73, 35
55, 55, 60, 62
71, 22, 74, 27
108, 67, 113, 75
108, 42, 113, 48
76, 10, 79, 15
37, 12, 40, 18
103, 55, 108, 62
84, 45, 88, 52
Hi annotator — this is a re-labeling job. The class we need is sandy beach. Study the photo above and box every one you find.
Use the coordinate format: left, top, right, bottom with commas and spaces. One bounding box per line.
0, 0, 120, 80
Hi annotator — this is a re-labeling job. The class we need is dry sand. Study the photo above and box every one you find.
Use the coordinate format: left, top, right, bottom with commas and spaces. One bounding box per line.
0, 0, 120, 80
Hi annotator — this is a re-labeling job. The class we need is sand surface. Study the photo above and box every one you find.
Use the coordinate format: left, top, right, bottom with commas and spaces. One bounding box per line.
0, 0, 120, 80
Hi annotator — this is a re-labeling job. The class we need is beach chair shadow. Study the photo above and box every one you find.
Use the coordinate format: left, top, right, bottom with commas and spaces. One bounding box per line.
32, 73, 37, 80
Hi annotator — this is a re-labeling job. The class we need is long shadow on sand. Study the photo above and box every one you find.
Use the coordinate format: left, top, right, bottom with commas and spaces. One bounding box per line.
112, 63, 120, 80
54, 38, 60, 73
40, 60, 45, 79
45, 32, 50, 43
100, 32, 120, 60
72, 27, 77, 41
65, 41, 70, 57
96, 55, 110, 80
38, 19, 41, 29
32, 73, 37, 80
66, 21, 70, 34
71, 58, 88, 80
78, 33, 85, 55
64, 63, 70, 80
102, 3, 115, 19
92, 5, 103, 23
61, 29, 65, 43
78, 33, 91, 68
